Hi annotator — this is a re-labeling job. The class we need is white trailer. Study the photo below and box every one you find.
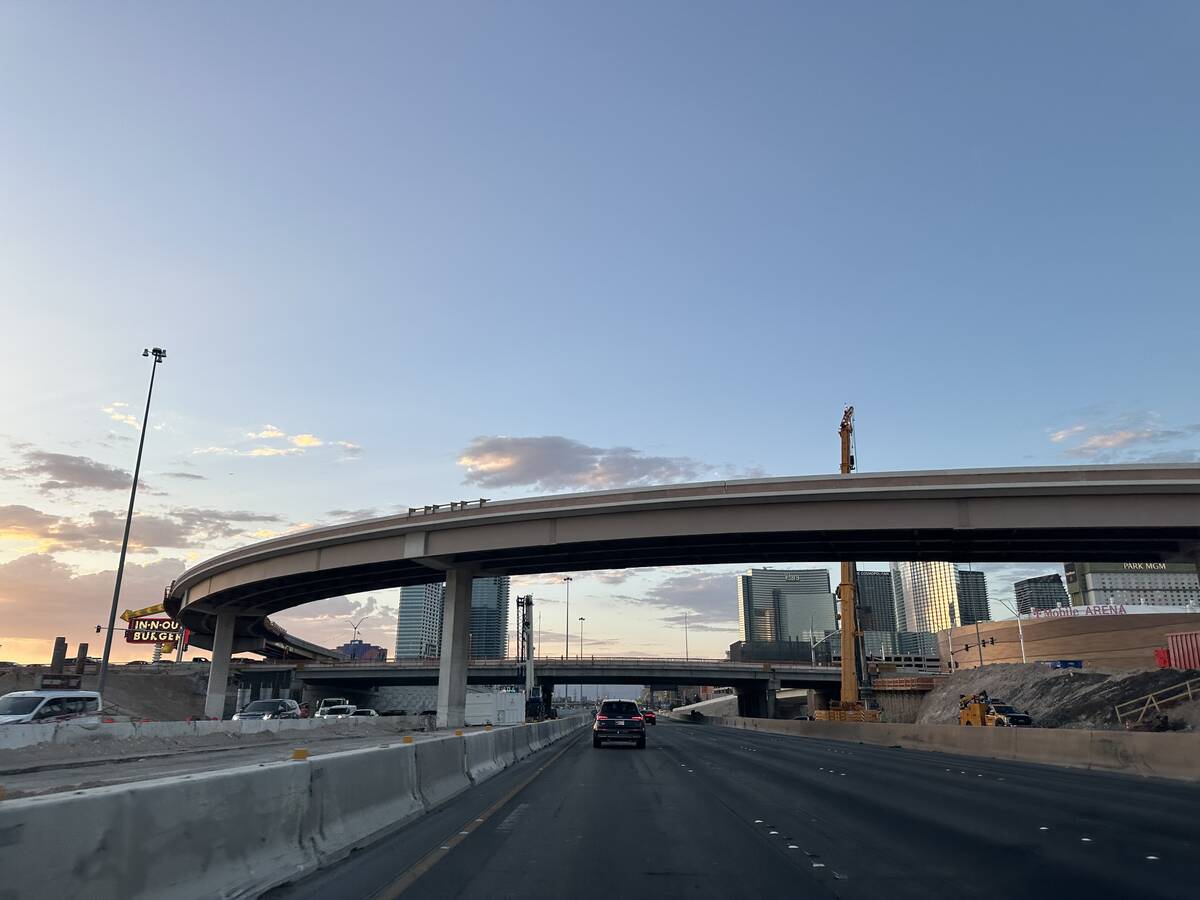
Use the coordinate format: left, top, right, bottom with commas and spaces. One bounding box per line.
465, 690, 525, 726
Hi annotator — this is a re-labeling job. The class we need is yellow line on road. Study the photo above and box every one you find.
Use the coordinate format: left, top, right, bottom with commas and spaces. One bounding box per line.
371, 731, 583, 899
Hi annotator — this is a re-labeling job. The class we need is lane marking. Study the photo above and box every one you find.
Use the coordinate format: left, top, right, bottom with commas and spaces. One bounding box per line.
370, 732, 582, 899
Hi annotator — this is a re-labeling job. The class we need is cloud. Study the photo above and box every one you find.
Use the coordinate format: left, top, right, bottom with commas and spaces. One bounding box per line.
8, 451, 132, 492
160, 471, 207, 480
0, 553, 186, 661
270, 593, 397, 651
102, 402, 141, 431
458, 435, 761, 492
1048, 425, 1085, 443
612, 568, 741, 628
1051, 414, 1200, 463
247, 425, 286, 439
0, 504, 284, 555
194, 428, 359, 459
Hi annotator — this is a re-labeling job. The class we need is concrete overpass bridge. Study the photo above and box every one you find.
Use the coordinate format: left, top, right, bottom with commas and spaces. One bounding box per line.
165, 464, 1200, 723
240, 657, 843, 718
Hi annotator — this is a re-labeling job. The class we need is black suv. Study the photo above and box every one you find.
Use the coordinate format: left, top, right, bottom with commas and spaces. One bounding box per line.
593, 699, 646, 749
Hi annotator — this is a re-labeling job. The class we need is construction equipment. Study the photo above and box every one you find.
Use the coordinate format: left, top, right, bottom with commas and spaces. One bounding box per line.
831, 406, 878, 721
958, 691, 1033, 727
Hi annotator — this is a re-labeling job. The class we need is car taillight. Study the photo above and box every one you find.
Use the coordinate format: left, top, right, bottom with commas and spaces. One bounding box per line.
631, 715, 643, 721
596, 715, 608, 720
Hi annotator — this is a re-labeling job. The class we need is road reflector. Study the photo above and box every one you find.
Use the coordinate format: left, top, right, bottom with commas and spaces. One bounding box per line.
484, 724, 492, 731
291, 748, 310, 761
402, 735, 414, 744
455, 729, 463, 736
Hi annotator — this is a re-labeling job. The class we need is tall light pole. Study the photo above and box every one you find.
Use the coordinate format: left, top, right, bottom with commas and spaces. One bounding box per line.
97, 347, 166, 699
683, 611, 689, 661
578, 616, 586, 702
562, 576, 572, 660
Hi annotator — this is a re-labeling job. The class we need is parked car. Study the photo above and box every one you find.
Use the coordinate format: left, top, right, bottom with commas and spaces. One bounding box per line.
350, 708, 379, 717
593, 699, 646, 749
0, 690, 103, 725
232, 699, 301, 721
314, 704, 356, 719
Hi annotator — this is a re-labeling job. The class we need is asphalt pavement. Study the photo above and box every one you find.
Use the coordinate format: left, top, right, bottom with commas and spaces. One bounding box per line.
272, 719, 1200, 900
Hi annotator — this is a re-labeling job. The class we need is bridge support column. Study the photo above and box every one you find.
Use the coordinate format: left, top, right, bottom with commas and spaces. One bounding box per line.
203, 610, 237, 719
736, 685, 772, 718
541, 683, 553, 716
436, 567, 474, 730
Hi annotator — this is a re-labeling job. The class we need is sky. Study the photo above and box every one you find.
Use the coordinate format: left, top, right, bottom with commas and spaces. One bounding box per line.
2, 3, 1198, 664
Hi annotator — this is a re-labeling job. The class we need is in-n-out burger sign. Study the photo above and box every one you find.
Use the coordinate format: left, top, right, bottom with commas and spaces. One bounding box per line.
124, 616, 189, 645
1032, 605, 1128, 619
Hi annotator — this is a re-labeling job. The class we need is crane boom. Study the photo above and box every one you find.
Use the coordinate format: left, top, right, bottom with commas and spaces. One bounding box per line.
838, 406, 860, 705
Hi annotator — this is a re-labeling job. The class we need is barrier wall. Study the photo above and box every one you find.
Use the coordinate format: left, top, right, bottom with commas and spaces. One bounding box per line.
464, 730, 503, 784
0, 714, 591, 900
306, 744, 422, 863
672, 713, 1200, 781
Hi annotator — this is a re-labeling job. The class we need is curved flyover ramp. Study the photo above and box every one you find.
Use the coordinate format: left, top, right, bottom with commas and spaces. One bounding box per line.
164, 464, 1200, 721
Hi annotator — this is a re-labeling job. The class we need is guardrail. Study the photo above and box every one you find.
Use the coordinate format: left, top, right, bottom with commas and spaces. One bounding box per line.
1114, 677, 1200, 724
239, 656, 839, 669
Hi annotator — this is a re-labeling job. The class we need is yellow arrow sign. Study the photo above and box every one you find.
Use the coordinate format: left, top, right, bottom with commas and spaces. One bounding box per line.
120, 602, 166, 623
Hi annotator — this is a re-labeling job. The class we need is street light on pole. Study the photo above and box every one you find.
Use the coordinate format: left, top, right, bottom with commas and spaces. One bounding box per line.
349, 616, 371, 659
993, 597, 1027, 663
683, 611, 689, 661
578, 616, 586, 703
97, 347, 166, 700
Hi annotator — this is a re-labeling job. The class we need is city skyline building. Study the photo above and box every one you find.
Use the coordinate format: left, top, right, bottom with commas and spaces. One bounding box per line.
890, 561, 962, 633
856, 569, 897, 632
737, 568, 836, 643
1064, 562, 1200, 609
335, 639, 388, 662
1014, 573, 1070, 615
956, 569, 991, 625
469, 575, 510, 659
394, 583, 445, 659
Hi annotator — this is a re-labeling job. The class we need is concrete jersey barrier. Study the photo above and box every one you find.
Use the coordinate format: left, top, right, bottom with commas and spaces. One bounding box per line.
414, 734, 470, 808
464, 730, 503, 784
674, 713, 1200, 781
306, 743, 423, 863
0, 717, 589, 900
0, 757, 315, 900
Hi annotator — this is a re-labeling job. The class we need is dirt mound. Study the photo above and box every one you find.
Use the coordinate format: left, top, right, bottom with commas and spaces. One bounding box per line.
915, 663, 1200, 730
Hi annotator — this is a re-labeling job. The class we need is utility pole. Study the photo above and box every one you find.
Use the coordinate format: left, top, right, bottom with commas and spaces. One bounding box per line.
974, 620, 985, 667
98, 347, 166, 699
684, 611, 689, 661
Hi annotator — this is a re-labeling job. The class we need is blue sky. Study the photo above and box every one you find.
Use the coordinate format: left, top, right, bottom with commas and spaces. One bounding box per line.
1, 4, 1197, 662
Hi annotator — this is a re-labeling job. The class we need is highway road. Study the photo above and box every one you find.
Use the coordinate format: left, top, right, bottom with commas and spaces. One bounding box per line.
272, 719, 1200, 899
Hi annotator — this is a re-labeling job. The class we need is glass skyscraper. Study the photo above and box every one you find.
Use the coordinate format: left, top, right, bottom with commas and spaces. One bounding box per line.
956, 569, 991, 625
737, 568, 836, 643
856, 569, 897, 632
891, 561, 961, 632
393, 575, 510, 659
890, 562, 991, 631
468, 575, 510, 659
394, 583, 445, 658
1014, 573, 1069, 615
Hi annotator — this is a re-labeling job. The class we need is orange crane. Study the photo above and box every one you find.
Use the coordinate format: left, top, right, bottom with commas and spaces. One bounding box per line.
837, 406, 861, 706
